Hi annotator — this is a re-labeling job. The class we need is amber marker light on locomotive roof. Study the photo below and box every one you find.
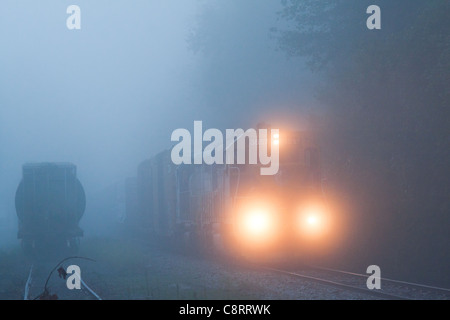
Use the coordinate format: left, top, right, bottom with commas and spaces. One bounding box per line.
272, 133, 280, 145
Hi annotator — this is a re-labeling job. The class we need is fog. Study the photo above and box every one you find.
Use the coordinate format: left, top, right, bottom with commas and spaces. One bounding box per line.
0, 1, 317, 242
1, 0, 448, 287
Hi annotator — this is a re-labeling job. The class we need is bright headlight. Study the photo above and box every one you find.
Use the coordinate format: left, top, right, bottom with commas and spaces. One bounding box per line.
306, 214, 320, 227
298, 204, 328, 236
236, 203, 278, 247
242, 209, 272, 236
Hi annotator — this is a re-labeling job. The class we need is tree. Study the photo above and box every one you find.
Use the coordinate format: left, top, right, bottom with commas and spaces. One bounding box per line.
277, 0, 450, 283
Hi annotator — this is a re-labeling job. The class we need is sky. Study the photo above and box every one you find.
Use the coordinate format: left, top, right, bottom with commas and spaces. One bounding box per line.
0, 0, 318, 240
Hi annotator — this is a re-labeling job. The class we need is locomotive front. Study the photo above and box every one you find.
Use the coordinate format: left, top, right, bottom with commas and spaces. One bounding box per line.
226, 130, 334, 259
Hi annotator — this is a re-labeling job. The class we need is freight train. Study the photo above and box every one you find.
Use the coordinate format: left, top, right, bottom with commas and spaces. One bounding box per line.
127, 126, 333, 259
15, 163, 85, 254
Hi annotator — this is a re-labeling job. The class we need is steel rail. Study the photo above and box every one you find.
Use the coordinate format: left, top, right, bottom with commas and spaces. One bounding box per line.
262, 266, 410, 300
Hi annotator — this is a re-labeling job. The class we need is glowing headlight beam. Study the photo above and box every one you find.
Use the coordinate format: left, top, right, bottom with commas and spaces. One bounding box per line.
298, 204, 328, 236
243, 210, 271, 236
306, 214, 320, 226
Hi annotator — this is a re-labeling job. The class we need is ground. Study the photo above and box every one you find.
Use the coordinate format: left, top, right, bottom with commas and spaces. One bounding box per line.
0, 236, 376, 300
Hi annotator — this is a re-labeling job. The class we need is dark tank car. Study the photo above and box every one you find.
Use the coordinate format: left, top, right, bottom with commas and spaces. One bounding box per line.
15, 163, 85, 254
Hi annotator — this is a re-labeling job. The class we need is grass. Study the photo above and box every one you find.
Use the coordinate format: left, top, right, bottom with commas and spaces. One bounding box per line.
77, 237, 257, 300
0, 244, 29, 300
0, 237, 262, 300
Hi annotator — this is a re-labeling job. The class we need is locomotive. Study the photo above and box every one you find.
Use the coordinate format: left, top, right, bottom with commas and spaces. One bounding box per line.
128, 126, 332, 259
15, 163, 85, 254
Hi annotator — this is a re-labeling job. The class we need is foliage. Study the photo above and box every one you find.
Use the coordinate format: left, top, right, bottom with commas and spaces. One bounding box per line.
277, 0, 450, 282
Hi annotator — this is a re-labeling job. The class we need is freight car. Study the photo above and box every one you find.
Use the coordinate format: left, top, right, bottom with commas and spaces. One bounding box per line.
130, 127, 332, 258
15, 163, 85, 254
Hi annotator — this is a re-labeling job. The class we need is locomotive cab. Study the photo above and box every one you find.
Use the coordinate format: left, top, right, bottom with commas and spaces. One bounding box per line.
226, 128, 330, 260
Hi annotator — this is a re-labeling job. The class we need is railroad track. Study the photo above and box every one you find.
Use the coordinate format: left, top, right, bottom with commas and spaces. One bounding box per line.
23, 257, 102, 300
261, 264, 450, 300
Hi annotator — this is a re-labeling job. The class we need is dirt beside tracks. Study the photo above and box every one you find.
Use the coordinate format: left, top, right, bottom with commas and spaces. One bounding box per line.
0, 237, 375, 300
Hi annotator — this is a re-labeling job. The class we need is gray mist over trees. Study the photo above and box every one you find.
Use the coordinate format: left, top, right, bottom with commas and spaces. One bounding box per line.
272, 0, 449, 283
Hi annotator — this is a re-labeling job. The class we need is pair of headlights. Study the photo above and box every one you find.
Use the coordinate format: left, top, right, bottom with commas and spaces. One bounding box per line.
237, 204, 328, 245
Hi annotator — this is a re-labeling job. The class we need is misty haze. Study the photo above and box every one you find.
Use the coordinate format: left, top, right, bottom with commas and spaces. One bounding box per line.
0, 0, 448, 301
